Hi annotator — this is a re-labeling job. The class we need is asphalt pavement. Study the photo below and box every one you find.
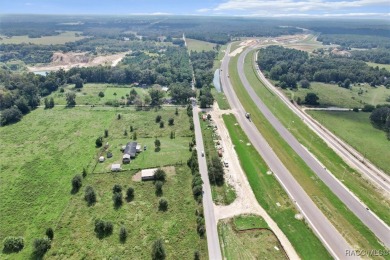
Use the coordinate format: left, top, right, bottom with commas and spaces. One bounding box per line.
221, 44, 359, 259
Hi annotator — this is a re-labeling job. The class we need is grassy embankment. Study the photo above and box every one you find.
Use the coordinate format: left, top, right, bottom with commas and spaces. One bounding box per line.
0, 31, 85, 45
223, 114, 331, 259
229, 52, 388, 253
308, 111, 390, 174
186, 38, 216, 52
218, 215, 287, 260
199, 113, 236, 205
246, 49, 390, 223
0, 106, 206, 259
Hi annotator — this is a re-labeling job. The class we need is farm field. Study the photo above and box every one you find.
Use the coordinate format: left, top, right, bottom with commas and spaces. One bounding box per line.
0, 31, 86, 45
0, 106, 205, 259
284, 82, 390, 108
230, 51, 388, 252
308, 110, 390, 174
186, 38, 216, 52
218, 215, 287, 260
222, 114, 331, 259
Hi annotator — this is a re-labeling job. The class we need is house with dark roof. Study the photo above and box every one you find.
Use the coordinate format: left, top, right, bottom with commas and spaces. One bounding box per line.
123, 142, 137, 160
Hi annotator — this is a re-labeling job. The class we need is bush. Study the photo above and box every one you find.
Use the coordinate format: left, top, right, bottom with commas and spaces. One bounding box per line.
85, 186, 97, 206
158, 198, 168, 211
0, 107, 23, 126
95, 137, 103, 147
362, 104, 375, 112
112, 184, 122, 194
126, 187, 134, 201
3, 236, 24, 253
71, 175, 82, 193
155, 181, 163, 196
113, 192, 123, 208
155, 115, 162, 123
159, 121, 164, 128
33, 238, 51, 257
168, 118, 174, 126
194, 250, 200, 260
154, 168, 166, 181
104, 129, 108, 138
94, 219, 113, 238
151, 239, 166, 260
192, 185, 203, 198
98, 91, 105, 97
46, 227, 54, 240
353, 107, 359, 112
119, 226, 127, 243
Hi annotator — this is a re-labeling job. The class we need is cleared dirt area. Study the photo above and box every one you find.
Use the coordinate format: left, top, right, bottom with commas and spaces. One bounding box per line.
28, 51, 130, 72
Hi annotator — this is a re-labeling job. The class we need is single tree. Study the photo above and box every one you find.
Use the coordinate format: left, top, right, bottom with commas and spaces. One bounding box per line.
299, 79, 311, 89
194, 250, 200, 260
126, 187, 134, 202
98, 91, 105, 98
304, 93, 319, 106
168, 118, 174, 126
158, 198, 168, 211
175, 107, 179, 115
104, 129, 109, 138
33, 238, 51, 257
133, 131, 137, 140
113, 192, 123, 208
49, 97, 55, 108
71, 175, 82, 193
154, 139, 161, 151
66, 92, 76, 107
112, 184, 122, 194
154, 168, 166, 181
130, 125, 134, 132
124, 129, 128, 136
3, 236, 24, 253
155, 181, 163, 196
96, 137, 103, 147
82, 168, 87, 178
84, 186, 97, 206
159, 121, 164, 128
151, 239, 166, 260
155, 115, 162, 123
45, 228, 54, 240
117, 114, 121, 120
119, 226, 127, 243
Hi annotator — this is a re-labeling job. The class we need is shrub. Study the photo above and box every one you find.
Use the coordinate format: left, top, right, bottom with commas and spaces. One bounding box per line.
155, 181, 163, 196
353, 107, 359, 112
3, 236, 24, 253
154, 168, 166, 181
113, 192, 123, 208
33, 238, 51, 257
104, 129, 108, 138
155, 115, 162, 123
94, 219, 113, 238
45, 227, 54, 240
126, 187, 134, 201
112, 184, 122, 194
71, 175, 82, 193
159, 121, 164, 128
119, 226, 127, 243
168, 118, 174, 126
0, 107, 23, 126
82, 167, 87, 178
194, 250, 200, 260
98, 91, 105, 98
151, 239, 166, 260
130, 125, 134, 132
117, 114, 121, 120
95, 137, 103, 147
84, 186, 97, 206
158, 198, 168, 211
175, 107, 179, 115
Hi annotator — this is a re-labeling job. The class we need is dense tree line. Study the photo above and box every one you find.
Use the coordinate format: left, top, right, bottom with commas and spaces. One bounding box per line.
350, 49, 390, 64
190, 50, 217, 88
318, 34, 390, 49
370, 106, 390, 140
258, 46, 390, 89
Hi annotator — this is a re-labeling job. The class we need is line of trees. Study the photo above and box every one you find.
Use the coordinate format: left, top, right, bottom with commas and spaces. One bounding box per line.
370, 106, 390, 140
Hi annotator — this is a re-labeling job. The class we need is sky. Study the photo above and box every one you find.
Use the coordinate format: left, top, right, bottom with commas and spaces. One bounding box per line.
1, 0, 389, 18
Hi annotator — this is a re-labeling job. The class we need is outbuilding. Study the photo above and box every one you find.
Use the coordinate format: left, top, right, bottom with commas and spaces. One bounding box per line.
141, 168, 157, 181
111, 164, 121, 172
99, 156, 105, 162
122, 154, 131, 164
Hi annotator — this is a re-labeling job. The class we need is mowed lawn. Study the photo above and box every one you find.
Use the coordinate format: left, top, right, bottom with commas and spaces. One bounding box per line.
0, 106, 201, 259
0, 31, 86, 45
284, 82, 390, 108
218, 215, 287, 260
308, 111, 390, 174
186, 38, 216, 52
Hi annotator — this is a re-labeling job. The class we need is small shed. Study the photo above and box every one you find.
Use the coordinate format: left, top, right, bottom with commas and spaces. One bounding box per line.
111, 164, 121, 172
99, 156, 105, 162
122, 154, 131, 164
136, 144, 142, 153
141, 168, 157, 181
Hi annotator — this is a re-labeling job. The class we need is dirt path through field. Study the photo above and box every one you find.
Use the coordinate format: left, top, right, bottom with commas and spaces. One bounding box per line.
210, 102, 300, 260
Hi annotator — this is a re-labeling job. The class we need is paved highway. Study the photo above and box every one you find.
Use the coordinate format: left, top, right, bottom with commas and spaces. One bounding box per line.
192, 102, 223, 260
234, 46, 390, 248
252, 51, 390, 192
221, 44, 358, 259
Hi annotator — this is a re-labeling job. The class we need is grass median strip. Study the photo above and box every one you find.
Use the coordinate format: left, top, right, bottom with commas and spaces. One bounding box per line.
244, 49, 390, 226
229, 53, 387, 253
223, 114, 331, 259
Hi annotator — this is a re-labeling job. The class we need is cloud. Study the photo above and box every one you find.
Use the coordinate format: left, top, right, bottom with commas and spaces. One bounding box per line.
201, 0, 389, 17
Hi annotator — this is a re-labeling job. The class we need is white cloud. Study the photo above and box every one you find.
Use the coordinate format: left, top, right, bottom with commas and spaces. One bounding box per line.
201, 0, 389, 17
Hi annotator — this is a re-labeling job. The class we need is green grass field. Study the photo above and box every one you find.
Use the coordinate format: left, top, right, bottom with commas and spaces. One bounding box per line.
211, 88, 231, 110
308, 111, 390, 174
233, 215, 269, 230
284, 82, 390, 108
0, 106, 206, 259
229, 51, 388, 253
223, 114, 331, 259
0, 31, 86, 45
186, 38, 216, 52
218, 215, 287, 260
366, 62, 390, 71
43, 84, 155, 106
200, 113, 236, 205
